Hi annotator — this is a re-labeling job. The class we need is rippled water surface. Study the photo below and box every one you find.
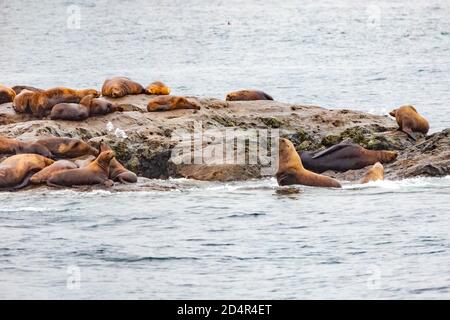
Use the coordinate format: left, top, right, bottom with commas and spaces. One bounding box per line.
1, 0, 450, 299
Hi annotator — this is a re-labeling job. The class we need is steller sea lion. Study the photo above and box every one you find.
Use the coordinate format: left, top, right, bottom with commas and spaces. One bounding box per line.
225, 90, 273, 101
80, 94, 119, 115
13, 87, 99, 117
0, 136, 53, 158
50, 103, 90, 121
389, 105, 429, 140
147, 95, 200, 112
145, 81, 171, 95
47, 150, 115, 187
34, 137, 98, 159
0, 85, 16, 104
0, 154, 54, 190
299, 142, 398, 173
11, 85, 43, 95
99, 142, 137, 183
360, 162, 384, 184
30, 160, 78, 184
276, 138, 342, 188
101, 77, 144, 98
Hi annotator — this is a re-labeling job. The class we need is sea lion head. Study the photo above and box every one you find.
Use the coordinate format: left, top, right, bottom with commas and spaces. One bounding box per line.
99, 141, 112, 153
381, 150, 398, 163
96, 150, 115, 170
389, 109, 397, 117
29, 143, 54, 159
175, 97, 201, 110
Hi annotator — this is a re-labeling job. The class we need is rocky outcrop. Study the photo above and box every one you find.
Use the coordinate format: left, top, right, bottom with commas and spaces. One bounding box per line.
1, 94, 449, 182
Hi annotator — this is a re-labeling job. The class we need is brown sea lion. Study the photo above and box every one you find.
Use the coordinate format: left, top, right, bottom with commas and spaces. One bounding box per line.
13, 87, 99, 117
99, 142, 137, 183
145, 81, 171, 95
101, 77, 144, 98
0, 136, 53, 158
30, 160, 78, 184
50, 103, 90, 121
47, 150, 115, 187
299, 142, 398, 174
360, 162, 384, 184
389, 105, 429, 140
80, 95, 119, 115
11, 85, 43, 95
34, 138, 98, 159
225, 90, 273, 101
0, 85, 16, 105
0, 154, 54, 190
147, 96, 200, 112
276, 138, 342, 188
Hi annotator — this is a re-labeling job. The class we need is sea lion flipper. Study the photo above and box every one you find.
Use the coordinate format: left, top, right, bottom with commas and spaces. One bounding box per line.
12, 172, 35, 190
311, 144, 350, 159
403, 128, 418, 141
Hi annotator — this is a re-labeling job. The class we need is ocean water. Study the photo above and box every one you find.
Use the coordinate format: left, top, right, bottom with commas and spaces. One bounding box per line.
1, 0, 450, 299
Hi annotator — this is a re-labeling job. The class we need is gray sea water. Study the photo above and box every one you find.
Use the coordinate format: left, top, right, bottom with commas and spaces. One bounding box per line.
1, 0, 450, 299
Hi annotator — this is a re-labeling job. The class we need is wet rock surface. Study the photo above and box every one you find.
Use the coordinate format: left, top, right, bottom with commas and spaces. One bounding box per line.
1, 94, 449, 183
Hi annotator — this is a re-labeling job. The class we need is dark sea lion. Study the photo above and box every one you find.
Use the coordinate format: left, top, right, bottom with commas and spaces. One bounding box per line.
34, 138, 98, 159
13, 87, 99, 117
80, 95, 119, 115
50, 103, 90, 121
0, 136, 53, 158
47, 150, 115, 187
225, 90, 273, 101
99, 142, 137, 183
147, 95, 200, 112
300, 143, 398, 173
389, 105, 429, 140
276, 138, 341, 188
11, 85, 43, 95
145, 81, 171, 95
30, 160, 78, 184
101, 77, 144, 98
0, 85, 16, 104
0, 154, 54, 190
360, 162, 384, 184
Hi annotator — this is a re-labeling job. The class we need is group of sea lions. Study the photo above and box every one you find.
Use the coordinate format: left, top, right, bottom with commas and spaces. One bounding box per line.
276, 104, 430, 188
1, 80, 431, 190
0, 136, 137, 190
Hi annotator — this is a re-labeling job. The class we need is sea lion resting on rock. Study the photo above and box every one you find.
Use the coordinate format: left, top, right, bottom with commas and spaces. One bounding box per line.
0, 136, 53, 158
101, 77, 144, 98
13, 87, 99, 117
276, 138, 341, 188
225, 90, 273, 101
0, 154, 54, 189
50, 103, 90, 121
99, 142, 137, 183
360, 162, 384, 184
11, 85, 43, 95
30, 160, 78, 184
50, 95, 119, 121
34, 137, 98, 159
299, 142, 398, 174
389, 105, 429, 140
0, 85, 16, 104
147, 96, 200, 112
47, 150, 115, 187
145, 81, 171, 95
